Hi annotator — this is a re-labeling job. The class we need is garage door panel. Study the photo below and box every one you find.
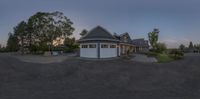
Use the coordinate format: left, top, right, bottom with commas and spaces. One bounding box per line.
80, 43, 97, 58
100, 43, 117, 58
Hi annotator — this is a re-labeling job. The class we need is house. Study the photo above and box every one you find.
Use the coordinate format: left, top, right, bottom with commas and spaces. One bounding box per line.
132, 38, 149, 53
113, 32, 135, 55
78, 26, 135, 58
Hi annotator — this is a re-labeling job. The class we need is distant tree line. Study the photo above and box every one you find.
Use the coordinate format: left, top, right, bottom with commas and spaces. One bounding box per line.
179, 41, 200, 53
5, 11, 79, 54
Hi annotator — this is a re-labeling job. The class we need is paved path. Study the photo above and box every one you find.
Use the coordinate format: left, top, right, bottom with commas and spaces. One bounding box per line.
131, 54, 157, 63
11, 53, 77, 64
0, 53, 200, 99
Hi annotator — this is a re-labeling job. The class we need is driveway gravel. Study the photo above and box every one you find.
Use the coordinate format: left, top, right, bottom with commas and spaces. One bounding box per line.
0, 53, 200, 99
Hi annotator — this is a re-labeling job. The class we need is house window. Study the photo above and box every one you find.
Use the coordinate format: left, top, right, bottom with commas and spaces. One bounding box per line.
82, 45, 88, 48
89, 44, 96, 48
124, 36, 128, 42
110, 45, 116, 48
101, 44, 108, 48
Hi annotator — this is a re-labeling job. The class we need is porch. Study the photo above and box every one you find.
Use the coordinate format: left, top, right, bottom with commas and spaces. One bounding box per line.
119, 43, 135, 55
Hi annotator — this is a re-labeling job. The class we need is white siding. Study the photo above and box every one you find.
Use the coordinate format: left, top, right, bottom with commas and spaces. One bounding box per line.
100, 43, 117, 58
80, 43, 97, 58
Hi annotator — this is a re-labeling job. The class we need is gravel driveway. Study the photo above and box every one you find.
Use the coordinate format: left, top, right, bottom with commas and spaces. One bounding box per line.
0, 53, 200, 99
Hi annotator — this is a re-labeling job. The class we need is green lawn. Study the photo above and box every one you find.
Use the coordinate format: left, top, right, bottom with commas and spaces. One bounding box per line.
156, 53, 174, 63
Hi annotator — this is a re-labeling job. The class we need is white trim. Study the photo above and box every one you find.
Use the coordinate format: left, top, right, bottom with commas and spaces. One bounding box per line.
79, 38, 119, 42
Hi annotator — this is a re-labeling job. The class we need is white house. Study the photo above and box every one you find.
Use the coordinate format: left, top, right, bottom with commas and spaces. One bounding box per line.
78, 26, 138, 58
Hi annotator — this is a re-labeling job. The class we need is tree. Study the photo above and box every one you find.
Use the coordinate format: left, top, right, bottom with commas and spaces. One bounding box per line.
148, 28, 159, 51
6, 33, 19, 52
80, 29, 88, 37
189, 41, 193, 49
156, 42, 167, 53
64, 37, 78, 52
194, 44, 200, 52
64, 37, 76, 47
27, 11, 75, 52
13, 21, 28, 54
179, 44, 185, 51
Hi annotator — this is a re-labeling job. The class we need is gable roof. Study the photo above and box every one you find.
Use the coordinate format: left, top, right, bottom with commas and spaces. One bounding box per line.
132, 38, 149, 47
80, 26, 117, 40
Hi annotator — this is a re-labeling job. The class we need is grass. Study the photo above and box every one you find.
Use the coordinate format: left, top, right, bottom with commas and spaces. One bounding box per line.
145, 52, 176, 63
156, 53, 174, 63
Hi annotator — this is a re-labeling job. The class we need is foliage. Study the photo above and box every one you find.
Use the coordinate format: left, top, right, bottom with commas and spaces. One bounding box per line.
188, 41, 193, 49
64, 37, 79, 51
80, 29, 88, 37
6, 33, 19, 52
194, 44, 200, 52
156, 53, 174, 63
148, 28, 159, 51
169, 49, 184, 59
179, 44, 185, 51
27, 11, 75, 52
155, 42, 167, 53
6, 11, 75, 53
146, 49, 184, 63
13, 21, 28, 54
64, 37, 76, 47
145, 51, 158, 57
0, 47, 7, 53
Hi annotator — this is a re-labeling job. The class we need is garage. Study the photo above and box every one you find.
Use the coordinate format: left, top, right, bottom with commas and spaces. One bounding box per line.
80, 43, 98, 58
100, 43, 117, 58
80, 43, 118, 58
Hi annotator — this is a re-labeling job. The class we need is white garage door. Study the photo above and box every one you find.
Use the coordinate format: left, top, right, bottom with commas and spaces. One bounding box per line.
80, 43, 97, 58
100, 43, 117, 58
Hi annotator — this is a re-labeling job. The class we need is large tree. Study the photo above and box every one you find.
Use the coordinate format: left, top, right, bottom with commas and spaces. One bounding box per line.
27, 11, 75, 52
148, 28, 159, 50
13, 21, 28, 54
6, 32, 19, 52
80, 29, 88, 37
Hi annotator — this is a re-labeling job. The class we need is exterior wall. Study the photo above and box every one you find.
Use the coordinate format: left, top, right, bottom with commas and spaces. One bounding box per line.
80, 43, 98, 58
120, 44, 135, 55
100, 43, 117, 58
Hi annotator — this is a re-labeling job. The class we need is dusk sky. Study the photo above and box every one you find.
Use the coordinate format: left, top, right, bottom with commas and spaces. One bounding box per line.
0, 0, 200, 48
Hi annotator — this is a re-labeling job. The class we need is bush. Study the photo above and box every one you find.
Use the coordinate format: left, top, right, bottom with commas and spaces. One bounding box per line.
169, 49, 184, 59
0, 48, 8, 53
63, 47, 74, 53
155, 43, 167, 53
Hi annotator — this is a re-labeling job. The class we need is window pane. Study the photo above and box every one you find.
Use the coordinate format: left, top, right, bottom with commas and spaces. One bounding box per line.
110, 45, 116, 48
101, 44, 108, 48
82, 45, 88, 48
89, 44, 96, 48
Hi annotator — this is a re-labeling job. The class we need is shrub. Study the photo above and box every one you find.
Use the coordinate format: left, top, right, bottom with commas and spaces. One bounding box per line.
155, 43, 167, 53
169, 49, 184, 59
0, 47, 8, 53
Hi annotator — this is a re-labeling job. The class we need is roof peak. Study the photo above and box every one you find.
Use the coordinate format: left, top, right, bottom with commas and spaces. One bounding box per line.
79, 26, 117, 41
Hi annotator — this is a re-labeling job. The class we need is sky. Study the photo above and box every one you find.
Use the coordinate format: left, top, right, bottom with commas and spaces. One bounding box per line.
0, 0, 200, 48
